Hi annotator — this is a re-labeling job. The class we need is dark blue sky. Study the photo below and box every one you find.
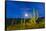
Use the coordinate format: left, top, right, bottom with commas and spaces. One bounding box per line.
6, 1, 45, 18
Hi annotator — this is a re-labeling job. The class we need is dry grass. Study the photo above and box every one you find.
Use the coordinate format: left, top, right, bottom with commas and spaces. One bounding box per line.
7, 17, 45, 30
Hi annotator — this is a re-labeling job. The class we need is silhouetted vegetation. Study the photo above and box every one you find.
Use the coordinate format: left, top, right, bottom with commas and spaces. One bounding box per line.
5, 17, 45, 30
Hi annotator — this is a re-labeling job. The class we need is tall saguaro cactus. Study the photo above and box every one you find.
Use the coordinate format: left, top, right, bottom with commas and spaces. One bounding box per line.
32, 8, 36, 23
30, 8, 39, 24
11, 19, 15, 25
36, 10, 39, 20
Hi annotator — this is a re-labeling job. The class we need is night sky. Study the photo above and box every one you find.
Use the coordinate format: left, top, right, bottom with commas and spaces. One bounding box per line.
6, 1, 45, 18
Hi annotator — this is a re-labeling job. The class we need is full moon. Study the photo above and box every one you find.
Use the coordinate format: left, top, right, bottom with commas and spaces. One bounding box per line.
25, 13, 28, 17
